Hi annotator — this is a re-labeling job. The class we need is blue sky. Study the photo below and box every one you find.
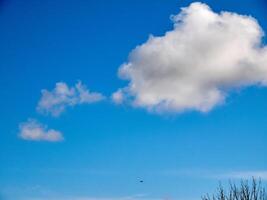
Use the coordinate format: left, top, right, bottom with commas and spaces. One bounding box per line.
0, 0, 267, 200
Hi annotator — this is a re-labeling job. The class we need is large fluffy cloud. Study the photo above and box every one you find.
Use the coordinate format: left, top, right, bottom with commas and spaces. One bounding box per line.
19, 119, 63, 142
113, 2, 267, 113
37, 81, 104, 116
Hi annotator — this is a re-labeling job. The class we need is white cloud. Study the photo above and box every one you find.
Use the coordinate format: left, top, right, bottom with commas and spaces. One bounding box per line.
113, 2, 267, 113
19, 119, 63, 142
37, 81, 104, 116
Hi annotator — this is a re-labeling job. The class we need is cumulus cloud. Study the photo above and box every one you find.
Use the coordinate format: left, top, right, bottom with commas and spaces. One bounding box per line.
113, 2, 267, 113
19, 119, 63, 142
37, 81, 104, 116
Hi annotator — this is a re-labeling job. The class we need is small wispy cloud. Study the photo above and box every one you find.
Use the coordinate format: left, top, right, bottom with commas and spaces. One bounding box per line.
18, 118, 63, 142
111, 89, 125, 104
37, 81, 104, 117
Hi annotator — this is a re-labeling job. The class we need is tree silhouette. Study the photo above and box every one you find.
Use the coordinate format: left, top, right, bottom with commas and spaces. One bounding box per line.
202, 178, 266, 200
